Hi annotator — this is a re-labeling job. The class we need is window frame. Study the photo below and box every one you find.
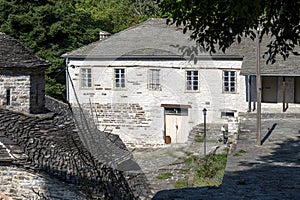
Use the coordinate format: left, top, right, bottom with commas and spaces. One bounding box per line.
148, 69, 161, 91
114, 68, 126, 90
223, 70, 237, 93
80, 67, 92, 89
185, 70, 199, 92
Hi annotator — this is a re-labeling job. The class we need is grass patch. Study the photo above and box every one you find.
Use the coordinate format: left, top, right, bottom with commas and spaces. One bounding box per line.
180, 169, 190, 174
174, 179, 188, 189
156, 172, 173, 179
193, 154, 227, 187
233, 149, 246, 157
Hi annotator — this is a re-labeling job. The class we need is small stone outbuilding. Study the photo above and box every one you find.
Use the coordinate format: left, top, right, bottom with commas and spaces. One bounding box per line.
0, 32, 50, 114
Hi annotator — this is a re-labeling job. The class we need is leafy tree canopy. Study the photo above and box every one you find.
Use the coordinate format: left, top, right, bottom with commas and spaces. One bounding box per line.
159, 0, 300, 63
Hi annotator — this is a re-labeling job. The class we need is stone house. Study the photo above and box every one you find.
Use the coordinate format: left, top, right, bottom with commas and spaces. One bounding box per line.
0, 33, 142, 199
0, 32, 50, 114
62, 18, 248, 146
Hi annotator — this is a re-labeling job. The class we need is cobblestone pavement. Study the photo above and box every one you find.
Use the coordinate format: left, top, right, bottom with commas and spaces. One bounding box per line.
152, 113, 300, 199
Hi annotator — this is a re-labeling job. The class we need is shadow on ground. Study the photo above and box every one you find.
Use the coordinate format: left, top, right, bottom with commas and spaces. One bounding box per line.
153, 132, 300, 199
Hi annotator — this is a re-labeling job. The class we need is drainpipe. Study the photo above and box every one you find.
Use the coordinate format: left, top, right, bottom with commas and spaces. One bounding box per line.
65, 58, 69, 102
247, 75, 252, 112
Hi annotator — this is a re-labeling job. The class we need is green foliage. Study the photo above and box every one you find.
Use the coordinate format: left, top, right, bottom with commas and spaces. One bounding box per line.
156, 172, 173, 179
0, 0, 160, 100
233, 149, 247, 157
196, 154, 227, 179
174, 179, 188, 189
158, 0, 300, 63
0, 0, 100, 99
76, 0, 160, 33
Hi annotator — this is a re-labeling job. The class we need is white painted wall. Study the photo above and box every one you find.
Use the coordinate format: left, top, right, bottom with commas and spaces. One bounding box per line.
67, 59, 247, 145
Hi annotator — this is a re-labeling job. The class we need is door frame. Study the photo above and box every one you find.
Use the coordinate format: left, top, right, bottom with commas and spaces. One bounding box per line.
161, 104, 191, 144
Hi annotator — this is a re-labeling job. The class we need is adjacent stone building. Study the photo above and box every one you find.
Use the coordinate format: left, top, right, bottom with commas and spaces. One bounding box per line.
0, 32, 50, 114
0, 33, 144, 199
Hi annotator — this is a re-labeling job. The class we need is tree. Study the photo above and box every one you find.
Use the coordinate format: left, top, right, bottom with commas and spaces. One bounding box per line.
158, 0, 300, 63
0, 0, 158, 100
0, 0, 100, 99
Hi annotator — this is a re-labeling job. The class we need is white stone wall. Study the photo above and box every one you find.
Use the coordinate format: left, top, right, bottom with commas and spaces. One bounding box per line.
0, 165, 83, 199
67, 59, 247, 145
0, 74, 30, 112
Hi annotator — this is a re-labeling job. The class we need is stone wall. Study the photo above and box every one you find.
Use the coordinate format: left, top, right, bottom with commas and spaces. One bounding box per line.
0, 165, 83, 199
0, 74, 30, 113
0, 98, 138, 199
92, 103, 151, 129
67, 59, 247, 145
29, 71, 47, 114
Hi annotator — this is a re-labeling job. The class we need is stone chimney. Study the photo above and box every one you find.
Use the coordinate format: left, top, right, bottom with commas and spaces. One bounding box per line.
99, 30, 111, 41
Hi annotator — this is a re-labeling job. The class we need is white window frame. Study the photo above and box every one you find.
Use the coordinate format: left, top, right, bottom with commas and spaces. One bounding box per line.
80, 68, 92, 89
223, 70, 237, 93
186, 70, 199, 92
148, 69, 161, 91
114, 68, 126, 89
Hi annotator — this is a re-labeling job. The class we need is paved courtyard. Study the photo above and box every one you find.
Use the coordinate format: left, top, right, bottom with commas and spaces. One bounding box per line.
133, 113, 300, 199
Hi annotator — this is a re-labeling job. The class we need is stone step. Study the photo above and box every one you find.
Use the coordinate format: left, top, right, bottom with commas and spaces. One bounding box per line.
239, 112, 300, 119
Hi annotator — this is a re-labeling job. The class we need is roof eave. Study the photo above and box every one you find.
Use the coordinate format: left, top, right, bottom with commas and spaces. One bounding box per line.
61, 55, 243, 61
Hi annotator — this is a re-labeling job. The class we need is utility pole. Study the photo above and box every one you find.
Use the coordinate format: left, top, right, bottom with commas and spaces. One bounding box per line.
256, 26, 262, 146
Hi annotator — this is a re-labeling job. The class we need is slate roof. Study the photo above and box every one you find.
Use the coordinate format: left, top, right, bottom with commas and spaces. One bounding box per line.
62, 18, 300, 75
61, 18, 218, 59
0, 133, 27, 164
224, 36, 300, 75
0, 32, 50, 69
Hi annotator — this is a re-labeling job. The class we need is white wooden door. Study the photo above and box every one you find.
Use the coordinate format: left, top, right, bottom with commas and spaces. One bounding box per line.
165, 115, 189, 144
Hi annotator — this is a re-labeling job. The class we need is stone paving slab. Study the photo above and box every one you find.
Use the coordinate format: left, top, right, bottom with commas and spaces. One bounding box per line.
153, 114, 300, 199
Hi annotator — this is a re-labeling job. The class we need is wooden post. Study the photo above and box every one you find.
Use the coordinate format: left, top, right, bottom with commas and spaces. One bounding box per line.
249, 75, 252, 112
282, 77, 286, 112
256, 28, 262, 146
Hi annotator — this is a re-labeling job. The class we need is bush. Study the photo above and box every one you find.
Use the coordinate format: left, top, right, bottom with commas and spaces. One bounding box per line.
196, 154, 227, 178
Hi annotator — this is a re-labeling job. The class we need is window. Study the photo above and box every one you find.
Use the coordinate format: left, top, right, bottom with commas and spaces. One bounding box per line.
6, 89, 10, 105
80, 68, 92, 88
223, 71, 236, 93
114, 68, 126, 89
186, 70, 199, 91
148, 69, 161, 90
